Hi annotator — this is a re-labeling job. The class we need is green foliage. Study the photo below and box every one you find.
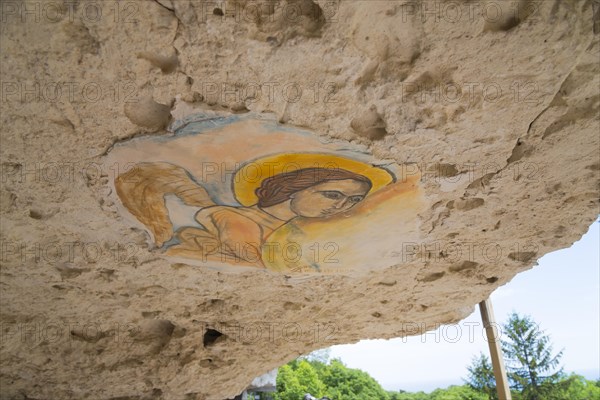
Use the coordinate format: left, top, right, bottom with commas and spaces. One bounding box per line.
385, 385, 489, 400
319, 359, 390, 399
465, 353, 497, 400
275, 357, 498, 400
275, 364, 304, 400
429, 385, 488, 400
501, 312, 564, 400
296, 360, 326, 398
538, 373, 600, 400
388, 391, 430, 400
275, 357, 390, 400
276, 320, 595, 400
463, 313, 598, 400
274, 360, 326, 400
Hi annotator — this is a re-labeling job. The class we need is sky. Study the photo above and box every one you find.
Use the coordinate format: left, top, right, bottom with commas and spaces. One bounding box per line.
328, 220, 600, 392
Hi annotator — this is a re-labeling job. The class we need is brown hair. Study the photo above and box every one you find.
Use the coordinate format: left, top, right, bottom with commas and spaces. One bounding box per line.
255, 167, 372, 207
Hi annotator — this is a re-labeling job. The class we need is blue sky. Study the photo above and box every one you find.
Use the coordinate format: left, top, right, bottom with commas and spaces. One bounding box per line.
329, 220, 600, 392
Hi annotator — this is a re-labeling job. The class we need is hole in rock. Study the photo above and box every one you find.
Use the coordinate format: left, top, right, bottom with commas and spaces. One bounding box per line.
203, 328, 224, 347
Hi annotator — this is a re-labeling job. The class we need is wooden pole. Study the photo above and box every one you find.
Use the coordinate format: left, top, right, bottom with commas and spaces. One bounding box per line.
479, 299, 512, 400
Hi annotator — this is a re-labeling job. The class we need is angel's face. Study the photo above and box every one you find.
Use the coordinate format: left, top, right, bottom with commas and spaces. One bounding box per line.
289, 179, 370, 218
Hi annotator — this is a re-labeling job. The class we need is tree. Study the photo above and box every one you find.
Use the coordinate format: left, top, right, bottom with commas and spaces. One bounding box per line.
465, 353, 497, 400
275, 360, 325, 400
275, 364, 304, 400
319, 359, 391, 399
429, 385, 488, 400
295, 360, 325, 398
501, 313, 564, 400
388, 391, 430, 400
540, 373, 600, 400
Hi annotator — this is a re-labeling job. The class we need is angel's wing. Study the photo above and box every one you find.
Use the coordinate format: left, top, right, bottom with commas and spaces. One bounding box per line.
115, 162, 214, 247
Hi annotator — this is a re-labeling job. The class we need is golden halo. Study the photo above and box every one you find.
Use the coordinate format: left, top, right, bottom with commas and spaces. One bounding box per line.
232, 153, 395, 206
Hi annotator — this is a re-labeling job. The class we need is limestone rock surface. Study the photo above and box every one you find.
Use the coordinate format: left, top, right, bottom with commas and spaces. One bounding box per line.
1, 1, 598, 399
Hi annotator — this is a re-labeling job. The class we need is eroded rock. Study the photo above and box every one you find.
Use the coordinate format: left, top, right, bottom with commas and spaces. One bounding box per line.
0, 1, 598, 399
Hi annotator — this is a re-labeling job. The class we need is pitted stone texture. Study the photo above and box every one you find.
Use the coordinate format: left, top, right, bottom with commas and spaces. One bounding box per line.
0, 1, 598, 399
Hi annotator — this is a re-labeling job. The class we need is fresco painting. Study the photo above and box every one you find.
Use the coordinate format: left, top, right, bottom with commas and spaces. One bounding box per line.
107, 112, 424, 274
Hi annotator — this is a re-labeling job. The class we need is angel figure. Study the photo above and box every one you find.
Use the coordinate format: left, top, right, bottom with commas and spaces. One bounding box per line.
115, 153, 395, 268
